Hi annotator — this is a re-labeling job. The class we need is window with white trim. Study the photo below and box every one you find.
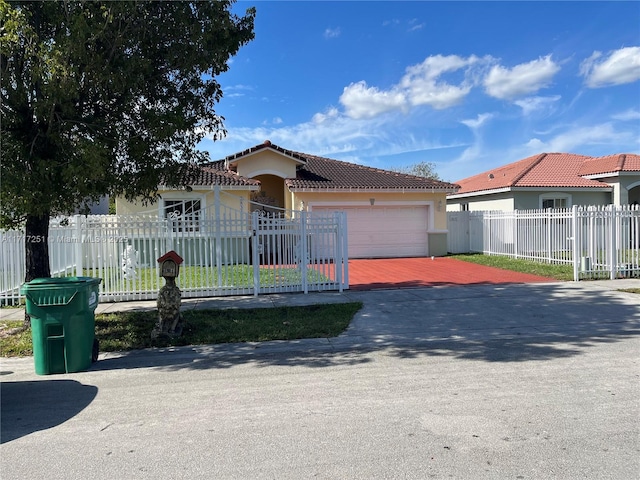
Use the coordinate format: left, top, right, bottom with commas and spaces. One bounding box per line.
540, 194, 570, 209
163, 199, 201, 232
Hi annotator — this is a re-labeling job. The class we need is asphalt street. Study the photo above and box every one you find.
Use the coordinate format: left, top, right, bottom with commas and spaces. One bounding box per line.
1, 280, 639, 479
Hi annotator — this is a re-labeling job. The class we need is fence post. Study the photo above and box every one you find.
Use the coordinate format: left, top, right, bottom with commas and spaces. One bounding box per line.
332, 212, 342, 291
339, 211, 348, 291
486, 213, 492, 255
166, 215, 174, 253
214, 186, 223, 286
300, 211, 308, 294
546, 209, 552, 262
251, 211, 260, 296
572, 205, 580, 281
74, 215, 83, 277
609, 205, 617, 280
513, 210, 519, 259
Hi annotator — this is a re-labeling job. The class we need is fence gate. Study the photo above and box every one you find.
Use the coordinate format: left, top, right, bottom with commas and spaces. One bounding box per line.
251, 210, 347, 295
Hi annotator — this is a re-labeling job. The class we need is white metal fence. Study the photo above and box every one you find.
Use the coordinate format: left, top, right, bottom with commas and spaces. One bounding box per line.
1, 191, 349, 305
448, 205, 640, 281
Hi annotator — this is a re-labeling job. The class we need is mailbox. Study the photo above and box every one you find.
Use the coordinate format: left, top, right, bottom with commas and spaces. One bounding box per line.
157, 250, 184, 278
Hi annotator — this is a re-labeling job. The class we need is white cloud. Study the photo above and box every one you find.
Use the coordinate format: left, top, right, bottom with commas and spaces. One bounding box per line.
580, 46, 640, 88
205, 112, 378, 159
524, 138, 546, 150
484, 55, 560, 100
312, 107, 340, 124
454, 114, 494, 164
524, 123, 632, 152
514, 95, 561, 115
403, 54, 476, 82
407, 82, 472, 110
224, 84, 254, 98
339, 81, 407, 119
407, 19, 424, 32
262, 117, 283, 126
461, 113, 494, 129
383, 18, 424, 31
611, 108, 640, 121
324, 27, 341, 39
225, 84, 254, 92
400, 55, 481, 109
339, 54, 489, 119
203, 105, 465, 169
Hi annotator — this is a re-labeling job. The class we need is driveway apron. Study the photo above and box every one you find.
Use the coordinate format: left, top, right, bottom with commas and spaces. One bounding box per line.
348, 257, 556, 290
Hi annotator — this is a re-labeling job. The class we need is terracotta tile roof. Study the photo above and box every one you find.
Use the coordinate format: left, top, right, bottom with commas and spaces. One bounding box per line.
202, 141, 458, 192
578, 153, 640, 176
452, 152, 626, 195
516, 153, 600, 187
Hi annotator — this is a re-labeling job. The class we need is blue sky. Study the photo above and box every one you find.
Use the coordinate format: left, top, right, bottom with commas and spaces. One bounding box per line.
199, 1, 640, 183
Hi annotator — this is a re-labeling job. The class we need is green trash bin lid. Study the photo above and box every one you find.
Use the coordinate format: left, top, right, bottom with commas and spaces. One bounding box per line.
20, 277, 102, 307
21, 277, 101, 288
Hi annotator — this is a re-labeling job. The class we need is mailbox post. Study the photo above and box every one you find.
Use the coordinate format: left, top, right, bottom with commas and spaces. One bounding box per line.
153, 250, 184, 338
158, 250, 183, 278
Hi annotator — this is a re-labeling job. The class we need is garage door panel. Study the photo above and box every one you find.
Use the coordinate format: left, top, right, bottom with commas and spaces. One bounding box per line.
314, 205, 429, 258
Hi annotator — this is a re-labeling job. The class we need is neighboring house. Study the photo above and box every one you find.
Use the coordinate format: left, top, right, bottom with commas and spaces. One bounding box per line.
447, 152, 640, 212
116, 140, 460, 258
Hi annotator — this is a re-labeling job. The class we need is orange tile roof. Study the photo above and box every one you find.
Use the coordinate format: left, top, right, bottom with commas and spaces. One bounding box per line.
579, 153, 640, 176
517, 153, 599, 187
453, 152, 638, 195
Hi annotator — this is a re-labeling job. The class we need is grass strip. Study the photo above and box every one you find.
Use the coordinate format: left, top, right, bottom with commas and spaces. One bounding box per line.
618, 288, 640, 294
449, 253, 574, 281
0, 302, 362, 357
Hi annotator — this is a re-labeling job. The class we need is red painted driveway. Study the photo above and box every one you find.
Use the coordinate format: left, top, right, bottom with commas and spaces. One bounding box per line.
348, 257, 557, 290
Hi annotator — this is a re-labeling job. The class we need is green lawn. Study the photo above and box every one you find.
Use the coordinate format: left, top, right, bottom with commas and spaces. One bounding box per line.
0, 302, 363, 357
82, 264, 333, 291
450, 253, 574, 281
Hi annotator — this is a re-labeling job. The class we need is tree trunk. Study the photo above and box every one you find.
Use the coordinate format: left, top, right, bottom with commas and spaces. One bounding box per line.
24, 212, 51, 327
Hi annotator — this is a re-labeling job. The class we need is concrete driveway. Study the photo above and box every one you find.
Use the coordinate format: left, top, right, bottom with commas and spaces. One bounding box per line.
1, 279, 639, 479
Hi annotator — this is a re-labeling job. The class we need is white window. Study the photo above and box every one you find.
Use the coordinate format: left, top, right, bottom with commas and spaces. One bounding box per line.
163, 199, 201, 232
540, 194, 570, 210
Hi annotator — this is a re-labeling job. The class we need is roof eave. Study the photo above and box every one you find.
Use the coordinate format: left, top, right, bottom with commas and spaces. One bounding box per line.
160, 183, 259, 191
288, 186, 459, 194
448, 185, 613, 199
511, 186, 613, 192
582, 171, 640, 179
448, 187, 513, 199
210, 184, 260, 191
225, 145, 308, 167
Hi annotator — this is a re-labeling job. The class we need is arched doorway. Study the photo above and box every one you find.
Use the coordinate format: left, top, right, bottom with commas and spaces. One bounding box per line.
250, 174, 285, 212
627, 181, 640, 205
